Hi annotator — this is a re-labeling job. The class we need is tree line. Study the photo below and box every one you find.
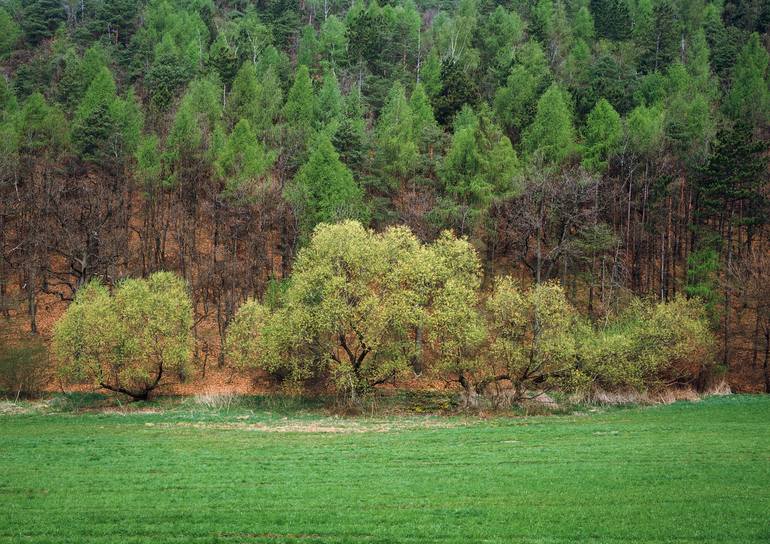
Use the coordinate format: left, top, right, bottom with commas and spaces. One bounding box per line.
53, 222, 714, 403
0, 0, 768, 391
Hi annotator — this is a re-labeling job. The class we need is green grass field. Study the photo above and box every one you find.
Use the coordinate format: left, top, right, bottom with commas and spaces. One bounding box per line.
1, 395, 769, 543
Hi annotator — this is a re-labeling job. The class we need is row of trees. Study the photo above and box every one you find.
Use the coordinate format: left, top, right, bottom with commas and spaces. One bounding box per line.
1, 0, 768, 390
54, 222, 715, 402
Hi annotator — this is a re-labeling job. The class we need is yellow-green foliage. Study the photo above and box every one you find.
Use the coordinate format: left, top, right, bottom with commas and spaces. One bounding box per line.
227, 220, 483, 396
579, 295, 715, 389
484, 278, 585, 397
53, 272, 193, 398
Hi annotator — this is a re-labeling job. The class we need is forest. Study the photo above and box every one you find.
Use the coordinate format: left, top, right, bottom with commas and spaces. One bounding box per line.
0, 0, 769, 399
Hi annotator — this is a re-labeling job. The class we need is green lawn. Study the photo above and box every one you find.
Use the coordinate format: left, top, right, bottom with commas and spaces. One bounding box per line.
1, 395, 769, 543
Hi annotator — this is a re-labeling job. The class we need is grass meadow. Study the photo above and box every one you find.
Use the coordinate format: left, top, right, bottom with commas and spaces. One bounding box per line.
1, 394, 768, 543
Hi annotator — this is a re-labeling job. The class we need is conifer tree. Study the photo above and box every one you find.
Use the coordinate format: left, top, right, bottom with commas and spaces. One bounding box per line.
285, 134, 368, 236
215, 119, 275, 201
374, 81, 418, 189
582, 98, 621, 173
725, 33, 770, 129
523, 84, 576, 165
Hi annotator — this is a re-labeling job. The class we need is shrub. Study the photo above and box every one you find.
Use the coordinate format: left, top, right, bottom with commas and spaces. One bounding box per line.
53, 272, 193, 400
579, 295, 715, 390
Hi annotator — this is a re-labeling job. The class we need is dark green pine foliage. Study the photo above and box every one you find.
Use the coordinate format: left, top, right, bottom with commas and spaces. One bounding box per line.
590, 0, 631, 40
638, 0, 682, 74
434, 59, 479, 126
22, 0, 65, 45
332, 91, 368, 176
695, 123, 768, 237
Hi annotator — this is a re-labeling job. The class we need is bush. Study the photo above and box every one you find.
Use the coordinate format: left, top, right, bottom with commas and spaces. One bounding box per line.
0, 336, 49, 398
53, 272, 194, 400
579, 296, 715, 390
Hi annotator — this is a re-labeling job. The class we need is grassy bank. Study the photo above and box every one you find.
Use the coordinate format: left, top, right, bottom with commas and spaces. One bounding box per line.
1, 395, 768, 543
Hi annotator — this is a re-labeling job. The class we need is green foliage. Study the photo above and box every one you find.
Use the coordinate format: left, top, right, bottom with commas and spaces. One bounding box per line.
22, 0, 65, 45
725, 33, 770, 128
282, 64, 316, 163
285, 134, 367, 237
226, 62, 261, 129
582, 98, 622, 173
437, 107, 519, 232
493, 40, 550, 136
485, 278, 585, 398
0, 7, 21, 59
374, 81, 418, 188
228, 221, 482, 398
214, 119, 275, 202
316, 69, 344, 132
685, 245, 720, 318
72, 67, 142, 171
53, 272, 194, 399
523, 84, 576, 165
578, 296, 715, 389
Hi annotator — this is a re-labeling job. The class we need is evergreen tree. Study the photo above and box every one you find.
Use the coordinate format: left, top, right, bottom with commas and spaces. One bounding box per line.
316, 69, 344, 133
493, 40, 551, 137
226, 62, 261, 129
22, 0, 65, 45
591, 0, 631, 40
254, 66, 283, 143
72, 67, 141, 172
582, 98, 622, 173
523, 84, 576, 165
145, 36, 191, 111
214, 119, 275, 201
333, 90, 368, 175
638, 0, 681, 74
285, 134, 368, 236
436, 107, 519, 234
374, 81, 418, 190
410, 82, 440, 155
207, 34, 238, 88
297, 24, 319, 70
434, 59, 479, 126
725, 33, 770, 129
0, 7, 20, 59
320, 15, 348, 70
282, 65, 316, 166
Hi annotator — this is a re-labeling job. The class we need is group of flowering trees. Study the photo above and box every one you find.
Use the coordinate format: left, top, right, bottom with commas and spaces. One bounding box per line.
54, 221, 714, 402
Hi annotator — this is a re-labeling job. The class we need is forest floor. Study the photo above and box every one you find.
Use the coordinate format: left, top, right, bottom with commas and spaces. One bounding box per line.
1, 394, 768, 543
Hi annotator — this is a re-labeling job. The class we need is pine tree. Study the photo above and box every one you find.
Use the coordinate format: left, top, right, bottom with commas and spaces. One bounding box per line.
226, 62, 261, 129
591, 0, 631, 41
282, 64, 316, 166
214, 119, 275, 201
522, 84, 576, 165
316, 69, 344, 133
285, 134, 368, 236
638, 0, 681, 73
493, 40, 550, 137
725, 33, 770, 129
145, 36, 191, 111
73, 67, 140, 172
582, 98, 621, 173
0, 7, 20, 59
332, 91, 368, 174
22, 0, 65, 45
410, 82, 440, 155
437, 107, 519, 234
374, 81, 418, 190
